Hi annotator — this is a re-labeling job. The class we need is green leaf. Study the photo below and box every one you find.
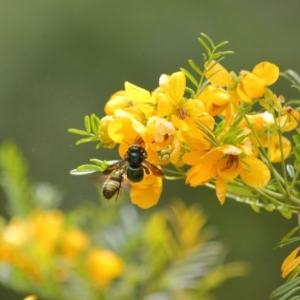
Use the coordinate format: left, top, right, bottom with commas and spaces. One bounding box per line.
274, 237, 300, 250
68, 128, 89, 136
285, 69, 300, 85
220, 128, 244, 145
214, 120, 226, 136
215, 40, 229, 49
70, 168, 98, 175
264, 204, 275, 212
200, 32, 215, 48
293, 134, 300, 145
289, 296, 300, 300
75, 136, 99, 145
77, 164, 104, 172
180, 68, 198, 88
188, 59, 203, 75
270, 277, 300, 298
294, 145, 300, 162
213, 50, 234, 58
96, 142, 103, 149
287, 164, 296, 179
91, 114, 100, 135
84, 115, 91, 133
279, 207, 293, 219
250, 202, 260, 213
198, 38, 211, 56
282, 227, 300, 241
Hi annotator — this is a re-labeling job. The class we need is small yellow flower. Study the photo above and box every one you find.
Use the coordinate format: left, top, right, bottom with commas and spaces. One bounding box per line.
267, 135, 291, 163
277, 106, 300, 132
237, 62, 279, 103
99, 116, 116, 149
86, 248, 124, 286
28, 210, 64, 255
197, 85, 231, 116
281, 247, 300, 278
186, 145, 271, 204
240, 112, 292, 162
205, 61, 231, 87
60, 228, 90, 261
2, 218, 29, 246
132, 116, 174, 152
104, 91, 131, 115
124, 81, 157, 117
130, 173, 163, 209
23, 296, 37, 300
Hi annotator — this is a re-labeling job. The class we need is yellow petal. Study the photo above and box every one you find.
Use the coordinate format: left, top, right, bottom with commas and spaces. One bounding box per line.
252, 62, 279, 86
217, 156, 240, 180
205, 61, 230, 86
104, 91, 130, 115
165, 71, 186, 104
239, 156, 270, 187
171, 114, 189, 131
183, 99, 205, 116
268, 135, 291, 163
216, 176, 227, 205
182, 151, 203, 165
186, 162, 217, 187
236, 82, 253, 103
157, 96, 173, 116
24, 296, 37, 300
241, 72, 265, 98
125, 81, 151, 103
108, 118, 134, 143
282, 247, 300, 278
130, 176, 162, 209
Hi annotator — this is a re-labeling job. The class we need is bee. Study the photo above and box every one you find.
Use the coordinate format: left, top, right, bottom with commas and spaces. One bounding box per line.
102, 169, 125, 201
103, 144, 164, 183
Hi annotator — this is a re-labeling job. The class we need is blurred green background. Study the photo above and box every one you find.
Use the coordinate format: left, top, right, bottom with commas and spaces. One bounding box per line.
1, 1, 300, 299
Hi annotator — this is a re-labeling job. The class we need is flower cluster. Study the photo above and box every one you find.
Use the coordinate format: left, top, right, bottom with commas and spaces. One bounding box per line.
0, 210, 124, 288
70, 34, 300, 213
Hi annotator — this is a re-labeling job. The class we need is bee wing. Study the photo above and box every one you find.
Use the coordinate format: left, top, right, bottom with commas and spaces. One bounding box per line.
142, 160, 164, 177
102, 158, 128, 174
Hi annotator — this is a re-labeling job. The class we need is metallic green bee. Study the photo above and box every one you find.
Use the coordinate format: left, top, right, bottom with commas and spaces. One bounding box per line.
103, 145, 164, 183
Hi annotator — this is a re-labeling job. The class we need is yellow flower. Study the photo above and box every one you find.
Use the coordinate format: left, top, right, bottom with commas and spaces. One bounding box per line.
130, 173, 163, 209
205, 61, 231, 87
281, 247, 300, 278
86, 248, 124, 287
277, 106, 300, 132
107, 110, 141, 147
28, 210, 64, 255
240, 112, 291, 162
124, 81, 157, 117
99, 116, 116, 149
24, 296, 37, 300
237, 62, 279, 103
0, 241, 40, 281
267, 135, 291, 163
2, 218, 29, 246
60, 228, 90, 261
197, 85, 231, 116
186, 145, 271, 204
132, 116, 174, 152
104, 91, 131, 115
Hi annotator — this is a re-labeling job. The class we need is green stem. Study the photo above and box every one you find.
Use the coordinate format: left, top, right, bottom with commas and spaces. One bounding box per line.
272, 111, 290, 197
289, 163, 300, 193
